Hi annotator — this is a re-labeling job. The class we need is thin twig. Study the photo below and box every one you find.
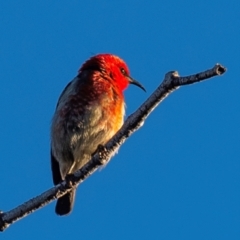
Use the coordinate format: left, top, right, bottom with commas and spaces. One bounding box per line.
0, 64, 226, 232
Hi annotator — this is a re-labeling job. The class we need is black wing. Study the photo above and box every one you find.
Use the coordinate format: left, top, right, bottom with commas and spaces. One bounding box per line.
51, 149, 63, 185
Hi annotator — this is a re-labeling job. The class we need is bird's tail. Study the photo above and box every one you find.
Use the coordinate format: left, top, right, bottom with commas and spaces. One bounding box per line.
55, 189, 76, 216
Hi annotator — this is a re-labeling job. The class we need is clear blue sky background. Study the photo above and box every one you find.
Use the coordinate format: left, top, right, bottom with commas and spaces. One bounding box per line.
1, 1, 239, 239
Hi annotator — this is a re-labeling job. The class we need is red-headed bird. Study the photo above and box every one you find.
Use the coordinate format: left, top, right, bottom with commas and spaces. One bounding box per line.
51, 54, 145, 216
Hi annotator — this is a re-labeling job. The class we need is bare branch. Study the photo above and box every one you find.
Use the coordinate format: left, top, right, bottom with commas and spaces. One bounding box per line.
0, 64, 226, 232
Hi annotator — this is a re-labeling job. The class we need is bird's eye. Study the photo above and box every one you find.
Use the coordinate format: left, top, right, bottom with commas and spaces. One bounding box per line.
120, 68, 127, 75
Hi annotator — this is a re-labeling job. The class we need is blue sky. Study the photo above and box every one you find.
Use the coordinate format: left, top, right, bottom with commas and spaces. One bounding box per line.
0, 0, 239, 239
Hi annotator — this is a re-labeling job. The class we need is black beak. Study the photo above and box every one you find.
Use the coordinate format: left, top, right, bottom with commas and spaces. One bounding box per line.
128, 76, 146, 92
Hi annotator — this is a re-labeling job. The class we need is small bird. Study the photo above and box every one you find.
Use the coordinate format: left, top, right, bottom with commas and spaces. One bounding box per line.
51, 54, 145, 216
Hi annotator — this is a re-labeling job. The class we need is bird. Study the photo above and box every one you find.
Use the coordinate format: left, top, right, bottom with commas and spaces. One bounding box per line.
50, 53, 145, 216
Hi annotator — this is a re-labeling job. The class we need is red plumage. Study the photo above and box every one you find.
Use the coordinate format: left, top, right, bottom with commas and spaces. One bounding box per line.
51, 54, 145, 216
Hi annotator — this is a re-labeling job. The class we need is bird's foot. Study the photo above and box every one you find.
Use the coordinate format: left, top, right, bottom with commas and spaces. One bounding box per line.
97, 144, 109, 165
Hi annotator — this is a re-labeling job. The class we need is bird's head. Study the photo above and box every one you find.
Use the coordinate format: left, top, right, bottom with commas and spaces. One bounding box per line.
79, 54, 145, 92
